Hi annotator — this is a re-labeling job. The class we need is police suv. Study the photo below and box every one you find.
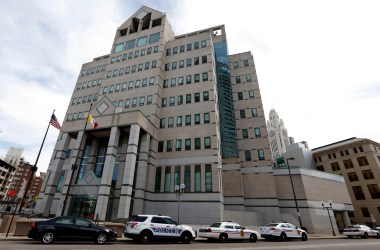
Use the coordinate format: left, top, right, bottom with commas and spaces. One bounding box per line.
124, 214, 196, 244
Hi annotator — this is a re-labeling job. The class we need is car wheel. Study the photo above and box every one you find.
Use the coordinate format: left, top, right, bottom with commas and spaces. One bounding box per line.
180, 232, 192, 244
280, 232, 288, 241
41, 231, 54, 244
301, 233, 307, 241
362, 233, 368, 239
139, 231, 152, 244
376, 233, 380, 239
249, 233, 257, 242
95, 233, 107, 244
219, 233, 228, 243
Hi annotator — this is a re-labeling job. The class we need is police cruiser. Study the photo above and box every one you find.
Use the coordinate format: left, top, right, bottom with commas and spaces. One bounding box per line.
124, 214, 196, 244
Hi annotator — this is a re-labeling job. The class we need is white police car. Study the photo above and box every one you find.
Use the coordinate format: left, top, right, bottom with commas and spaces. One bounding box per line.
124, 214, 196, 244
260, 222, 307, 241
198, 221, 260, 243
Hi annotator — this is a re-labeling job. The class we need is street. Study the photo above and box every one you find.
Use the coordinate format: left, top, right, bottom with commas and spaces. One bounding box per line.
0, 238, 379, 250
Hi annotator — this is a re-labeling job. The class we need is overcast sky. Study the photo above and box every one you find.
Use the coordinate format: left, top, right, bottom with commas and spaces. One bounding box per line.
1, 0, 379, 174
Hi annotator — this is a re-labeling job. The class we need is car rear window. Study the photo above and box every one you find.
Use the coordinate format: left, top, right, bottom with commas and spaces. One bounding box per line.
266, 223, 279, 227
131, 216, 148, 222
210, 223, 221, 228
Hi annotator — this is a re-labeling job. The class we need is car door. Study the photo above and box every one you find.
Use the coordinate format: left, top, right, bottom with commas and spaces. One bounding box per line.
224, 224, 237, 239
53, 217, 76, 239
150, 216, 176, 238
287, 223, 299, 238
234, 225, 248, 240
75, 217, 98, 239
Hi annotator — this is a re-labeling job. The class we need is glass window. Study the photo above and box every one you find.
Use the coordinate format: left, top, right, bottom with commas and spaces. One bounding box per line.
172, 62, 177, 70
186, 94, 191, 104
202, 72, 208, 81
154, 46, 158, 53
166, 48, 171, 56
171, 78, 176, 87
177, 116, 182, 126
131, 65, 136, 73
115, 84, 120, 92
128, 81, 133, 89
149, 77, 155, 85
347, 172, 359, 182
111, 57, 116, 64
135, 80, 140, 88
147, 95, 153, 105
251, 108, 257, 117
201, 40, 206, 48
205, 164, 212, 192
137, 36, 147, 47
56, 171, 65, 192
240, 109, 246, 118
155, 167, 161, 192
236, 76, 241, 84
118, 100, 123, 107
195, 114, 200, 124
185, 139, 191, 150
149, 32, 160, 44
194, 57, 199, 65
138, 63, 143, 71
194, 93, 200, 102
164, 167, 171, 192
125, 99, 130, 108
168, 117, 174, 128
194, 74, 200, 83
113, 69, 118, 77
178, 77, 184, 85
142, 78, 147, 87
202, 55, 207, 63
243, 59, 249, 67
158, 141, 164, 152
204, 113, 210, 124
180, 45, 184, 53
126, 39, 135, 50
179, 60, 184, 68
368, 184, 380, 199
128, 52, 133, 59
238, 92, 243, 100
162, 98, 167, 107
147, 47, 152, 54
185, 165, 191, 192
177, 95, 183, 105
254, 128, 261, 138
140, 49, 146, 56
187, 58, 192, 67
245, 150, 251, 161
357, 156, 369, 166
167, 140, 173, 152
132, 98, 137, 107
109, 85, 114, 93
352, 186, 365, 200
258, 149, 265, 160
169, 97, 175, 106
203, 91, 209, 101
186, 75, 192, 84
160, 118, 165, 128
204, 137, 211, 149
242, 129, 248, 139
248, 90, 254, 98
116, 55, 121, 62
139, 96, 145, 106
187, 43, 192, 51
176, 140, 182, 151
173, 47, 178, 54
165, 63, 170, 71
195, 138, 201, 150
362, 169, 374, 180
246, 74, 252, 82
145, 62, 150, 70
194, 42, 199, 50
125, 67, 130, 74
233, 61, 239, 69
186, 115, 191, 126
195, 165, 201, 192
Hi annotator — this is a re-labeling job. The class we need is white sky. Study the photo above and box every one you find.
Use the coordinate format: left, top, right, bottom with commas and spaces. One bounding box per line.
1, 0, 380, 174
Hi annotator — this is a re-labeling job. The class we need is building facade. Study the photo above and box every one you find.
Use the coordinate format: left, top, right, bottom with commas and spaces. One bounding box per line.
312, 137, 380, 227
0, 158, 16, 201
35, 6, 279, 225
267, 109, 290, 161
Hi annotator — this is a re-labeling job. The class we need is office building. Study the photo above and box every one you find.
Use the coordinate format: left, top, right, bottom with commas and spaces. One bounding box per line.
267, 109, 290, 161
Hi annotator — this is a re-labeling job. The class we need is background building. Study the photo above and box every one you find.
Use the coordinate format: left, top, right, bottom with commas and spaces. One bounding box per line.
267, 109, 290, 161
4, 147, 23, 167
0, 158, 16, 201
312, 137, 380, 227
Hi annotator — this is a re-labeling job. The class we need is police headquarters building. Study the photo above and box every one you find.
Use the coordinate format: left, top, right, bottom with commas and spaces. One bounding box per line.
36, 6, 352, 231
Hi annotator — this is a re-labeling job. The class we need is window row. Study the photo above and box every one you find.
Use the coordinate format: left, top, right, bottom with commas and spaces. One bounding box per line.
113, 32, 160, 53
107, 60, 158, 78
234, 74, 252, 84
244, 149, 266, 161
154, 164, 212, 193
164, 55, 208, 71
71, 93, 99, 106
102, 77, 155, 95
160, 113, 210, 128
81, 64, 107, 77
163, 72, 209, 87
115, 95, 153, 108
76, 79, 102, 91
111, 45, 159, 64
239, 108, 259, 119
237, 90, 255, 100
352, 184, 380, 200
241, 127, 262, 139
347, 169, 375, 182
161, 91, 209, 107
232, 59, 250, 69
314, 146, 365, 162
165, 40, 207, 56
158, 137, 212, 152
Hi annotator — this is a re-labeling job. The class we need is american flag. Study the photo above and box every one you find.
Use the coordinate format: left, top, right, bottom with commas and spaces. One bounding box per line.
50, 114, 62, 130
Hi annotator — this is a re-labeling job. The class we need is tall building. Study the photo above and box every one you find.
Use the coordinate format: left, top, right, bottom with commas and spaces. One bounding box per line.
312, 137, 380, 227
267, 109, 290, 160
4, 147, 23, 167
0, 158, 16, 200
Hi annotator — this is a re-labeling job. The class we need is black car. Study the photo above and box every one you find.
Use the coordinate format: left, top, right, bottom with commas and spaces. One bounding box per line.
28, 216, 117, 244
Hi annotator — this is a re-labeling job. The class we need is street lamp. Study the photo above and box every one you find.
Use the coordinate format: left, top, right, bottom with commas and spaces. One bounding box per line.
285, 157, 303, 229
321, 200, 336, 236
175, 184, 185, 224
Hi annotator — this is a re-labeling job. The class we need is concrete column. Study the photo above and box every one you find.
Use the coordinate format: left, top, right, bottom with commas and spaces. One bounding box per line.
132, 133, 150, 215
117, 124, 140, 219
343, 210, 351, 228
94, 126, 120, 221
56, 131, 87, 216
35, 132, 71, 214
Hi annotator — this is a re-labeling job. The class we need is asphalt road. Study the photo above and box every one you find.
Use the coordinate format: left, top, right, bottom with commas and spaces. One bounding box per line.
0, 238, 380, 250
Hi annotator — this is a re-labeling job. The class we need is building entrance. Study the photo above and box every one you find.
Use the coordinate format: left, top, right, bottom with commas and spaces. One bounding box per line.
68, 195, 97, 220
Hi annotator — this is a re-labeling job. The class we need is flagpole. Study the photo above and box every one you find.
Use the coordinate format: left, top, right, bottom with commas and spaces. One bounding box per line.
7, 110, 55, 237
60, 104, 92, 216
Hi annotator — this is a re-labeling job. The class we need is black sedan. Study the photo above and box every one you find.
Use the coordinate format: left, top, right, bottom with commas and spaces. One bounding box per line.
28, 216, 117, 244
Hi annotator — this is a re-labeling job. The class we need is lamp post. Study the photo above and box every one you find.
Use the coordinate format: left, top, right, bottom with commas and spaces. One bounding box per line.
175, 184, 185, 224
321, 200, 336, 236
285, 157, 303, 229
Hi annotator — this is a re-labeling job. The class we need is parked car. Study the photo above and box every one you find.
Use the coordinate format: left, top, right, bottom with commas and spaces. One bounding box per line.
260, 222, 307, 241
373, 226, 380, 233
343, 225, 380, 239
124, 214, 196, 244
27, 216, 117, 244
198, 221, 260, 243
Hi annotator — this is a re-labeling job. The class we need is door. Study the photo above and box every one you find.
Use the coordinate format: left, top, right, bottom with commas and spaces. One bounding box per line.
75, 217, 97, 239
150, 217, 177, 238
54, 217, 76, 239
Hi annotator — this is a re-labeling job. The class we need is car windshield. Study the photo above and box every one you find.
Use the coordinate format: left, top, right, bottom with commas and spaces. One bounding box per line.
210, 223, 221, 228
235, 225, 243, 229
